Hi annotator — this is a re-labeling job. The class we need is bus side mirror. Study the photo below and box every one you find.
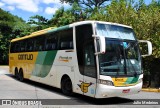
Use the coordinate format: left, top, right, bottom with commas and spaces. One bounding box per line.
93, 35, 106, 55
138, 40, 152, 57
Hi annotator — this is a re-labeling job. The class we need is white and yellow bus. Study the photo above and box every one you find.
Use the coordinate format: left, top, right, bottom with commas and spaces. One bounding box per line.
9, 21, 152, 98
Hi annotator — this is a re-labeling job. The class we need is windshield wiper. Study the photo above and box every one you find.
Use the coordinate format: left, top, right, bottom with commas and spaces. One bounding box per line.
125, 42, 139, 77
115, 44, 123, 77
126, 59, 138, 77
121, 44, 127, 75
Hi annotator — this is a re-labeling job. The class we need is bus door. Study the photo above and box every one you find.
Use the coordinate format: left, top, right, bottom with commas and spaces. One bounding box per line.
82, 41, 97, 97
76, 24, 97, 97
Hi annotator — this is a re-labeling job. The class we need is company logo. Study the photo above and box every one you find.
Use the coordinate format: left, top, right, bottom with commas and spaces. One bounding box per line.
2, 100, 11, 105
115, 78, 124, 82
59, 56, 72, 62
78, 82, 92, 93
1, 100, 42, 106
18, 54, 33, 60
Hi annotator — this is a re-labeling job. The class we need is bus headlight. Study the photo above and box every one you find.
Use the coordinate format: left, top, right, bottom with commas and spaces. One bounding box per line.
98, 79, 114, 86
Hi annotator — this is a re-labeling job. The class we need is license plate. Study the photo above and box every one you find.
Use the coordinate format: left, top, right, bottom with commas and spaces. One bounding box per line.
122, 89, 130, 93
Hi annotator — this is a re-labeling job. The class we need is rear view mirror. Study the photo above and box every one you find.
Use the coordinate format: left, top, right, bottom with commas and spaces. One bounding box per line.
138, 40, 152, 57
93, 35, 106, 55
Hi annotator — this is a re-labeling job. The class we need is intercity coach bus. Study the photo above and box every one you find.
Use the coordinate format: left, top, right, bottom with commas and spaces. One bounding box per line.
9, 21, 152, 98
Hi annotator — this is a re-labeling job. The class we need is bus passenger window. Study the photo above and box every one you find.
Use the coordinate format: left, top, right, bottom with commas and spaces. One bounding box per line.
45, 33, 57, 50
59, 28, 73, 50
34, 36, 44, 51
60, 42, 70, 49
26, 39, 34, 52
20, 40, 26, 52
14, 42, 20, 52
10, 42, 16, 53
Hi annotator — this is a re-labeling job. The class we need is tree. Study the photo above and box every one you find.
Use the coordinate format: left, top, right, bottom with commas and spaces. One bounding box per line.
28, 15, 49, 31
0, 8, 29, 64
60, 0, 110, 10
48, 3, 85, 27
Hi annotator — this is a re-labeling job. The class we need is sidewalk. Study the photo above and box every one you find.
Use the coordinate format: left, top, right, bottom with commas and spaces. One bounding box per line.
142, 88, 160, 92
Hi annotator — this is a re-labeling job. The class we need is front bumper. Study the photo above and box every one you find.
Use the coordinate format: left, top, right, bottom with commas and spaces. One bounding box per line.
95, 82, 142, 98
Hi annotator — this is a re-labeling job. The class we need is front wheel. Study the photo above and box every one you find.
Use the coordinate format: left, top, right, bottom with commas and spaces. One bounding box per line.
61, 77, 73, 95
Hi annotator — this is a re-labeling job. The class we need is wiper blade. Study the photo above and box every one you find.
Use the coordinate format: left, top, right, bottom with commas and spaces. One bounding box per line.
128, 59, 138, 77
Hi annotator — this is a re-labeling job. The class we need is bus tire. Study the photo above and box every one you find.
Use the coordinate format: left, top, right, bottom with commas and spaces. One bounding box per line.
19, 69, 24, 82
61, 76, 73, 95
15, 68, 19, 80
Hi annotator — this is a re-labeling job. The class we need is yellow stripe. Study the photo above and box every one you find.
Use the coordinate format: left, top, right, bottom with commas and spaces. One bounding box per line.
11, 27, 55, 42
59, 59, 69, 62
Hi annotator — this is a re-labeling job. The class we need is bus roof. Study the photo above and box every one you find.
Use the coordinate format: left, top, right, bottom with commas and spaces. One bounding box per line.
11, 20, 132, 42
11, 25, 70, 42
70, 20, 132, 29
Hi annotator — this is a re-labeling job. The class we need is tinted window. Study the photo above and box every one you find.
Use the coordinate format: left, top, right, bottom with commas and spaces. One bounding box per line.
84, 41, 96, 77
10, 28, 73, 53
34, 36, 45, 51
10, 41, 25, 53
26, 38, 34, 52
14, 42, 20, 52
45, 33, 58, 50
45, 28, 73, 50
59, 28, 73, 50
20, 40, 27, 52
76, 24, 96, 78
10, 42, 16, 53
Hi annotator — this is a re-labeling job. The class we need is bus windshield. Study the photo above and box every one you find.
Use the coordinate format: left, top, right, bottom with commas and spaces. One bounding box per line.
96, 23, 142, 76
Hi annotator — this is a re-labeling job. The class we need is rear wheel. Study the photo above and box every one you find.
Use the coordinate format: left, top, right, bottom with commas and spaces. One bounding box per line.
19, 69, 24, 82
15, 68, 19, 80
61, 77, 73, 95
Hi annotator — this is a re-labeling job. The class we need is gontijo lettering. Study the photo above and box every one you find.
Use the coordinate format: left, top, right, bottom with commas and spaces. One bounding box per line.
18, 54, 33, 60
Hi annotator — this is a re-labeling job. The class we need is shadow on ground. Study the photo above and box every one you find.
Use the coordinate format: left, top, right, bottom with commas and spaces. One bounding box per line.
6, 74, 134, 105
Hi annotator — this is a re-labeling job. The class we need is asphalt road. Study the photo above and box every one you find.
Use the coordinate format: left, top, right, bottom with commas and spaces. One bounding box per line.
0, 66, 160, 108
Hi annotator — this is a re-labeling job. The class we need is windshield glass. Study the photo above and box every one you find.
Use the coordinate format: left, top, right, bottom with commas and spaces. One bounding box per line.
96, 23, 135, 40
96, 23, 141, 76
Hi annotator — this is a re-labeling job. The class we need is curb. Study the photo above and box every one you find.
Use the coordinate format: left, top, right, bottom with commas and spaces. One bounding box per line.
142, 88, 160, 92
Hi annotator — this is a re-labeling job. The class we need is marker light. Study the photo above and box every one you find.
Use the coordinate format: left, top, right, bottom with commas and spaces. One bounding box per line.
137, 78, 143, 84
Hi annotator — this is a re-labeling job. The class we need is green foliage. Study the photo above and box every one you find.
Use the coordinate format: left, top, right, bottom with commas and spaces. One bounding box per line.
28, 15, 49, 31
48, 4, 85, 27
0, 8, 29, 64
60, 0, 110, 10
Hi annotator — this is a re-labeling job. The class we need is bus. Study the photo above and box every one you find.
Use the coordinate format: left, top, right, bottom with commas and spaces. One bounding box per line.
9, 21, 152, 98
